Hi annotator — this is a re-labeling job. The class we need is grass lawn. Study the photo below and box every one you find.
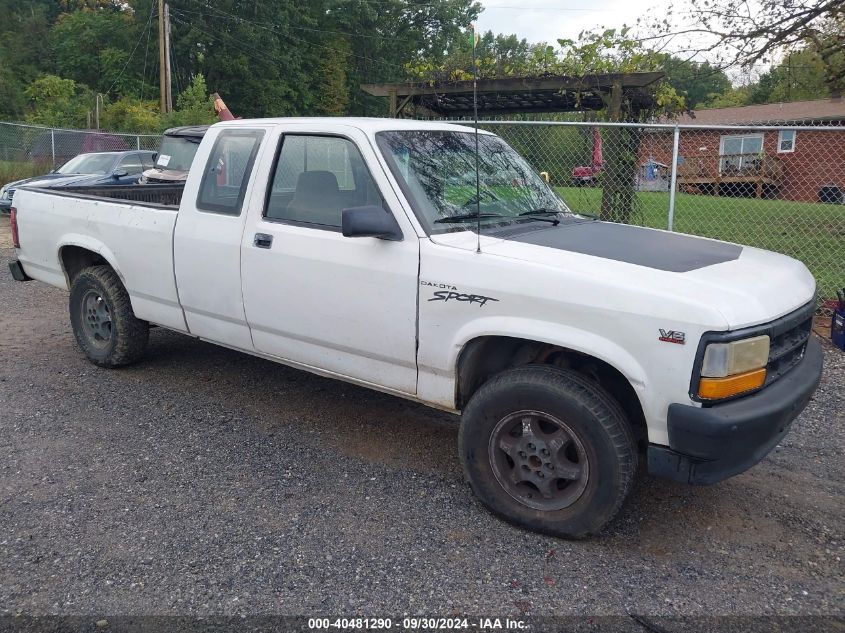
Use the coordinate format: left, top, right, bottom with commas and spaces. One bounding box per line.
0, 160, 47, 188
555, 187, 845, 304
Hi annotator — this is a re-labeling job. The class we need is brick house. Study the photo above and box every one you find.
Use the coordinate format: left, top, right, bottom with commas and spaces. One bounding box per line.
640, 98, 845, 202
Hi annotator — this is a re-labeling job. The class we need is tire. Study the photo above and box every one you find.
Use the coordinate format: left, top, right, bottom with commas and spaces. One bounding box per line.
458, 365, 636, 539
69, 265, 149, 367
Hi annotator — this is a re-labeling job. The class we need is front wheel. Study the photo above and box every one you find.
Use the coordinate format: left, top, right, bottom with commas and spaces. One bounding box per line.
458, 365, 636, 538
69, 265, 149, 367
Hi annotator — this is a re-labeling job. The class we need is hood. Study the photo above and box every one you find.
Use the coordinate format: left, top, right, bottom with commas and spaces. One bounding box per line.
5, 172, 75, 191
432, 221, 816, 330
22, 173, 109, 189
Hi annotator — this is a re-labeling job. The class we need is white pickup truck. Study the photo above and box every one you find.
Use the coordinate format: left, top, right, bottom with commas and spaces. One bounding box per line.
9, 118, 823, 538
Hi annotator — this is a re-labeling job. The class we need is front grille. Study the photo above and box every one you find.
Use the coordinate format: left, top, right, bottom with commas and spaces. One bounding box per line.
765, 301, 814, 385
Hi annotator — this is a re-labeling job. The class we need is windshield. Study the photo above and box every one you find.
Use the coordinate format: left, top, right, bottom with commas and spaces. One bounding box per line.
155, 135, 202, 171
376, 130, 572, 233
56, 153, 116, 175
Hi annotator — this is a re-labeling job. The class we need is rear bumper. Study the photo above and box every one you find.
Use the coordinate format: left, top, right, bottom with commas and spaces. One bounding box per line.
649, 336, 823, 484
8, 259, 31, 282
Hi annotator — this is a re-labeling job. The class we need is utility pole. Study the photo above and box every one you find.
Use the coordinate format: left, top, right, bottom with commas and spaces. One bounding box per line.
164, 3, 173, 113
157, 0, 173, 114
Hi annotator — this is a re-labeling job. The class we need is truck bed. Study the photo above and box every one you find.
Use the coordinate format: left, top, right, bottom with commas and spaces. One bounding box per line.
12, 185, 187, 332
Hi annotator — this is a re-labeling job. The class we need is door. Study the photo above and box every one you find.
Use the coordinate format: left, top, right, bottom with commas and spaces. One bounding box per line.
241, 129, 419, 394
174, 127, 266, 349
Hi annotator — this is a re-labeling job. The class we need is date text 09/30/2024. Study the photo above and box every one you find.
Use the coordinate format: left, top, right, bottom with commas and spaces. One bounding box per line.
307, 617, 528, 630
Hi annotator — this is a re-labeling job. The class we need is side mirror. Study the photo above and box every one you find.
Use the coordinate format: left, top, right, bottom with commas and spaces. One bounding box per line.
113, 169, 128, 179
341, 205, 403, 241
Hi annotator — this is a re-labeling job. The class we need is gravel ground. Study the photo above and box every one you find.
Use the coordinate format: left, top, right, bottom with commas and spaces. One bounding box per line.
0, 216, 843, 624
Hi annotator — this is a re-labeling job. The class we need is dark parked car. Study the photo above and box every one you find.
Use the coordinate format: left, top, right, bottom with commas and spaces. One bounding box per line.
0, 150, 155, 213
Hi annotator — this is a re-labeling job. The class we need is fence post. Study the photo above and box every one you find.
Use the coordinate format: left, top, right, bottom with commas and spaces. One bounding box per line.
50, 129, 56, 168
667, 124, 680, 232
137, 135, 141, 150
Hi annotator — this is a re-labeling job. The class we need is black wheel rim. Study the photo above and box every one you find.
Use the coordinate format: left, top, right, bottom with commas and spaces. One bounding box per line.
80, 289, 113, 348
488, 410, 590, 511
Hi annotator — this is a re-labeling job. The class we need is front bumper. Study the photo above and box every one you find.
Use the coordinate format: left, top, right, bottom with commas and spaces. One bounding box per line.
649, 336, 823, 484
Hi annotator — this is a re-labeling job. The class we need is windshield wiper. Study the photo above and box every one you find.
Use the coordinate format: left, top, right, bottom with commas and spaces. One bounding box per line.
434, 212, 505, 224
517, 208, 560, 225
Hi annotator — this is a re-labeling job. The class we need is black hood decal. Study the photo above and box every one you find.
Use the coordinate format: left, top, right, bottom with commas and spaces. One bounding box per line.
503, 221, 743, 272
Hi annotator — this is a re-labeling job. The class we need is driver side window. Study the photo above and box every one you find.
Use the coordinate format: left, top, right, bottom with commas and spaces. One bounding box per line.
264, 135, 384, 229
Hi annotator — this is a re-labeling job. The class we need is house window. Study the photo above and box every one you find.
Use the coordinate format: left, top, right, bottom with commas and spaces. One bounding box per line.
778, 130, 796, 153
719, 134, 764, 174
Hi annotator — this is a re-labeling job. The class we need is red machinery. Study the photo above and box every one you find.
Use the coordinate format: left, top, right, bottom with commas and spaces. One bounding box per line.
572, 127, 603, 185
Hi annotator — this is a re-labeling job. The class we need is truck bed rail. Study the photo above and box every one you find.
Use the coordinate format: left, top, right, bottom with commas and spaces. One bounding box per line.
55, 183, 184, 208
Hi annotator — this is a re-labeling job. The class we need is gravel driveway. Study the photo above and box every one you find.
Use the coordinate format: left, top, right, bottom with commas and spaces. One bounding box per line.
0, 216, 842, 628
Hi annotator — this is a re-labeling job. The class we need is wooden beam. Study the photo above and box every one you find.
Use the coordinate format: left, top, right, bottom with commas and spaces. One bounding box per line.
361, 72, 665, 98
389, 89, 397, 118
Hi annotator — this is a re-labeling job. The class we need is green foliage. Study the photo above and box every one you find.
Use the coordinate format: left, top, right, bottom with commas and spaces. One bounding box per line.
0, 0, 482, 124
50, 9, 136, 94
315, 37, 351, 116
163, 74, 216, 127
101, 98, 162, 133
0, 0, 54, 120
659, 56, 731, 109
405, 31, 557, 82
752, 49, 832, 104
24, 75, 92, 127
701, 86, 752, 109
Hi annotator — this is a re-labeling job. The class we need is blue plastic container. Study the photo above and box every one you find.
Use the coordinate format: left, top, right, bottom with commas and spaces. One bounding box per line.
832, 308, 845, 351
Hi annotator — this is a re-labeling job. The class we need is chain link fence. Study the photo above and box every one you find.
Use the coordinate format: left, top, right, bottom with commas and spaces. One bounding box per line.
2, 118, 843, 315
455, 119, 844, 316
0, 121, 161, 187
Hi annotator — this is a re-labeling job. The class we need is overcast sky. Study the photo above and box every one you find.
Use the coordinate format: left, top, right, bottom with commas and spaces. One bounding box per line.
474, 0, 672, 47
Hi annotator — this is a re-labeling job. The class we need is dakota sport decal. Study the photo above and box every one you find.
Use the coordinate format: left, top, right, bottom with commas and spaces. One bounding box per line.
421, 281, 499, 308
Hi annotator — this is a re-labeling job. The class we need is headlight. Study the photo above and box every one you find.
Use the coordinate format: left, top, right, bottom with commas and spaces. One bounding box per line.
698, 335, 769, 400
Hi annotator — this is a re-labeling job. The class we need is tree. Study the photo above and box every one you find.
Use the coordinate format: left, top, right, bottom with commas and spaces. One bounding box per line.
49, 8, 142, 96
0, 0, 54, 120
163, 74, 216, 127
659, 56, 732, 109
701, 85, 752, 108
314, 36, 351, 116
24, 74, 92, 127
751, 48, 831, 103
101, 98, 162, 132
651, 0, 845, 94
556, 28, 685, 224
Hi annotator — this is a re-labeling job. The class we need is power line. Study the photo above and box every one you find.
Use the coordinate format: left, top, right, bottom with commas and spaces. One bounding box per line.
169, 11, 399, 84
173, 5, 422, 44
170, 6, 409, 74
106, 0, 156, 96
139, 3, 156, 101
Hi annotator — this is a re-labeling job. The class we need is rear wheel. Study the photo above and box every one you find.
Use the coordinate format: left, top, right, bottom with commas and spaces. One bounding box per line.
69, 265, 149, 367
459, 365, 636, 538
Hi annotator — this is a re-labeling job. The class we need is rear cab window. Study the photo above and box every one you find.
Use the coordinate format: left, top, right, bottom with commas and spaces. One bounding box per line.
196, 129, 265, 216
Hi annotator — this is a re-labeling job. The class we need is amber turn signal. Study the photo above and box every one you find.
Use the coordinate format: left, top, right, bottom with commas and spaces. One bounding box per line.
698, 368, 766, 400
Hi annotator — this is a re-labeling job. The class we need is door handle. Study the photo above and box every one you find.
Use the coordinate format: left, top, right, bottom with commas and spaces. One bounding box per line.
254, 233, 273, 249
